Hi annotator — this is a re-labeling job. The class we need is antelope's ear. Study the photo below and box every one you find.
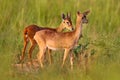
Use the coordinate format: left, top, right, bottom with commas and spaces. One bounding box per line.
83, 10, 90, 15
62, 13, 65, 19
77, 11, 80, 15
67, 12, 71, 19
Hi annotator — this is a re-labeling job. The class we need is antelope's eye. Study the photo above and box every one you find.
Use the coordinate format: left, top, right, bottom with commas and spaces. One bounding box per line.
66, 22, 69, 24
82, 16, 86, 19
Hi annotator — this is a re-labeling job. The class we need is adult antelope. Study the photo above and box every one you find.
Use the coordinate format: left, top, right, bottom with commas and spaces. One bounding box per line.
34, 10, 90, 68
20, 13, 73, 63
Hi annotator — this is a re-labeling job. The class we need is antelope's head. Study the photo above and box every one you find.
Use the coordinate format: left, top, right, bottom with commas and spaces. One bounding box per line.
61, 13, 74, 31
77, 10, 90, 24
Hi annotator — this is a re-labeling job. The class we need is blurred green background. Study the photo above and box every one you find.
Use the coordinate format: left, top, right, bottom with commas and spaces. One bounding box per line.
0, 0, 120, 80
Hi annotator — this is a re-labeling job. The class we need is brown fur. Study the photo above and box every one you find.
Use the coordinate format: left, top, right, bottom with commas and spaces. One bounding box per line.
20, 13, 73, 64
34, 10, 90, 68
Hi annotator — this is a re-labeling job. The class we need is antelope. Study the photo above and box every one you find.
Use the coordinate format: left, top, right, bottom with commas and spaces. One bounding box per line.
20, 13, 73, 63
34, 10, 90, 68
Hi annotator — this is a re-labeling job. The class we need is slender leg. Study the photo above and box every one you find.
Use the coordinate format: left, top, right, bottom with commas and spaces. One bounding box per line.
70, 52, 74, 70
20, 35, 29, 62
37, 47, 46, 68
37, 52, 43, 68
28, 39, 36, 60
62, 49, 70, 67
47, 49, 52, 65
34, 35, 47, 68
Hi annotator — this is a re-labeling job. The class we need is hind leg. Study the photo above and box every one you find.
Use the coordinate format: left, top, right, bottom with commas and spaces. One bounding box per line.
37, 45, 46, 68
20, 35, 29, 62
28, 39, 36, 60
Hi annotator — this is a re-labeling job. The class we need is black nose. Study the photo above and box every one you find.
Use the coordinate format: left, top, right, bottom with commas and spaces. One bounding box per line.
72, 27, 74, 30
86, 20, 88, 23
84, 20, 88, 23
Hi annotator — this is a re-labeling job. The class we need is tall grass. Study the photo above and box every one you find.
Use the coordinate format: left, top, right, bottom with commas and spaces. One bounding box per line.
0, 0, 120, 80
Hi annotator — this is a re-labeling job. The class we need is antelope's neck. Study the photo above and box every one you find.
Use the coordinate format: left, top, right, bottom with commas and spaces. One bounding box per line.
74, 19, 83, 38
56, 23, 63, 32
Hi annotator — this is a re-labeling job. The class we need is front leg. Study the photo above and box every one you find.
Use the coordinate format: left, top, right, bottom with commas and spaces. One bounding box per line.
47, 49, 52, 65
70, 52, 74, 70
62, 48, 70, 67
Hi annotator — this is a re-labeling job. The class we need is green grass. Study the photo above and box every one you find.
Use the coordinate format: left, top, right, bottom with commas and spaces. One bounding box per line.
0, 0, 120, 80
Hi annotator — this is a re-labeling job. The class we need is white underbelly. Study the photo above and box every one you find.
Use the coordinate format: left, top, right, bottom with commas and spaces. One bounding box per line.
47, 45, 61, 50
